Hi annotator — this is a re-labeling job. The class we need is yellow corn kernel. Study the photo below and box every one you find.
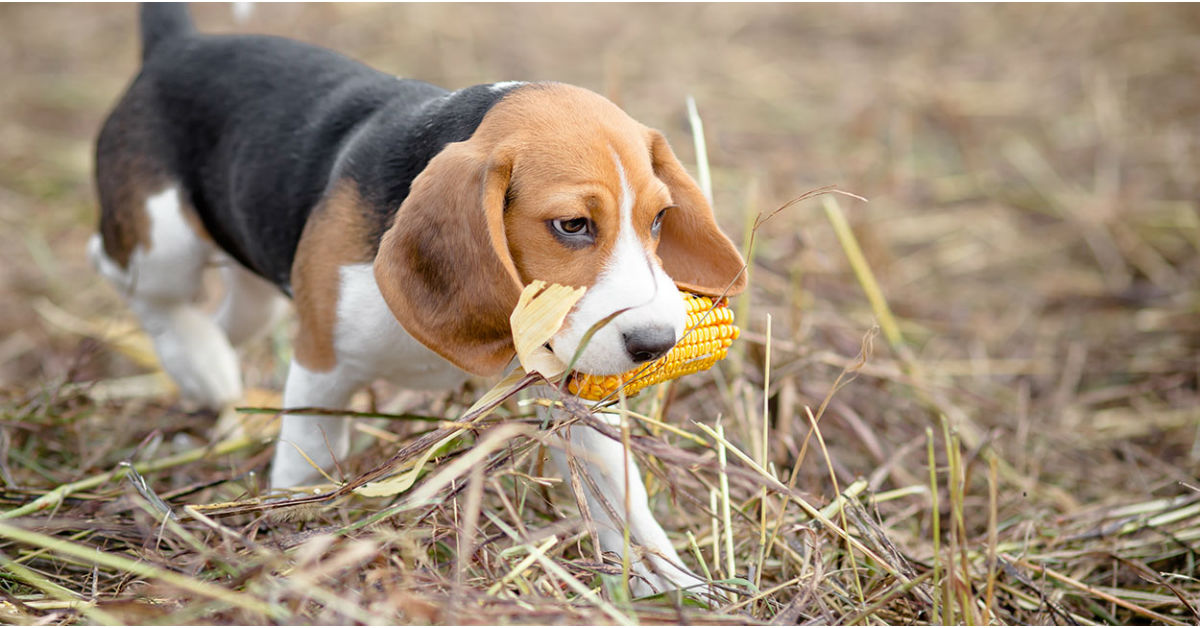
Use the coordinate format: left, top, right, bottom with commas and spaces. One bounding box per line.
567, 293, 739, 401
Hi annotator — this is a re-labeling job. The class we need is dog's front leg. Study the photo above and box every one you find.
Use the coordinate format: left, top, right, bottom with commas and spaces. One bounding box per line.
551, 409, 709, 599
269, 359, 363, 489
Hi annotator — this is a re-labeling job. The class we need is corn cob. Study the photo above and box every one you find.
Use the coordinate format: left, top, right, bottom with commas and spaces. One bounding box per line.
567, 293, 739, 401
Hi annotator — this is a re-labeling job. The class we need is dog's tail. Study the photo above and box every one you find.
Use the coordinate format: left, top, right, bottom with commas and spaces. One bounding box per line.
140, 3, 195, 61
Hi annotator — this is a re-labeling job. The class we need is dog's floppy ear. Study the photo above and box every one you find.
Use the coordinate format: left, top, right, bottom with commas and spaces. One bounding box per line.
648, 129, 747, 297
374, 141, 521, 376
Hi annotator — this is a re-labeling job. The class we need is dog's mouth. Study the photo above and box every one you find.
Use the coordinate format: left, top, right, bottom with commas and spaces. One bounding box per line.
542, 341, 624, 377
558, 294, 738, 401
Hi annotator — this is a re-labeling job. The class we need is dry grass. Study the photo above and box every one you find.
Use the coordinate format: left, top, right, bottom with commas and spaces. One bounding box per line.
1, 3, 1198, 625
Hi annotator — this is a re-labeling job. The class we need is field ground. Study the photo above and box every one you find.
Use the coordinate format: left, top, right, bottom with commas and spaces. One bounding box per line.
1, 3, 1198, 625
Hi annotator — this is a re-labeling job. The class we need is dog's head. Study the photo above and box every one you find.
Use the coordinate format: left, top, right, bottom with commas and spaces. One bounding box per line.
375, 83, 746, 376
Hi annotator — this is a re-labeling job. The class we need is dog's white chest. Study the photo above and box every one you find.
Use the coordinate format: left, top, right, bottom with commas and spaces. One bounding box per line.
332, 263, 470, 390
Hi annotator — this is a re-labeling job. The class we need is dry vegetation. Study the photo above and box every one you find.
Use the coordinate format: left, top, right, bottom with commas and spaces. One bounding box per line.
1, 3, 1198, 625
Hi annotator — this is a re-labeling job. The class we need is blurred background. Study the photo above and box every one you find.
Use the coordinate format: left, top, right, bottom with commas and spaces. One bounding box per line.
1, 0, 1197, 563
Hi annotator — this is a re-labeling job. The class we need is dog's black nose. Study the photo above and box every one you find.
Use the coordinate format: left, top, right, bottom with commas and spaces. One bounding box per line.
623, 327, 676, 364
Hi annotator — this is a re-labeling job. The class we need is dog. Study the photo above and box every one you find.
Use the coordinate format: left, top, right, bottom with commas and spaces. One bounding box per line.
91, 4, 746, 596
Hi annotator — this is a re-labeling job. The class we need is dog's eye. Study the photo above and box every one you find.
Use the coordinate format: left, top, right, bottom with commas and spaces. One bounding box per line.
555, 217, 589, 234
548, 217, 595, 247
651, 206, 673, 238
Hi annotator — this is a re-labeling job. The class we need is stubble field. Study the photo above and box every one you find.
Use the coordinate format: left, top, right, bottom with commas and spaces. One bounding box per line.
0, 3, 1197, 624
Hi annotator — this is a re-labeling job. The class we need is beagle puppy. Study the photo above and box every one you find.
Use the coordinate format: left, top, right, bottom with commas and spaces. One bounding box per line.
91, 5, 746, 596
